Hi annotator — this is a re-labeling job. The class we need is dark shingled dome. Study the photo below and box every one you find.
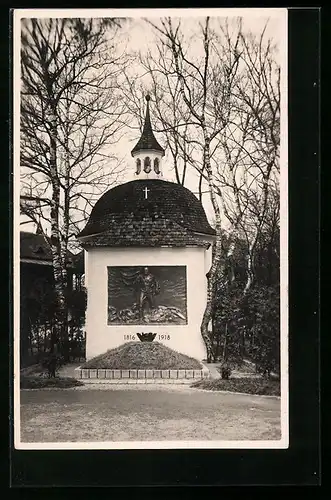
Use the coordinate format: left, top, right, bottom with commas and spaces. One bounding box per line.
78, 179, 215, 247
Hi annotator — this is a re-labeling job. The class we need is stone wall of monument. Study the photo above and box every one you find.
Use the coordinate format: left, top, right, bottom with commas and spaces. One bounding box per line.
85, 246, 210, 361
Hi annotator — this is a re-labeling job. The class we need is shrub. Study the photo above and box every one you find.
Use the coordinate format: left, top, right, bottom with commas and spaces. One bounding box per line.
219, 364, 232, 380
192, 377, 280, 396
212, 282, 280, 375
40, 352, 65, 378
20, 376, 84, 389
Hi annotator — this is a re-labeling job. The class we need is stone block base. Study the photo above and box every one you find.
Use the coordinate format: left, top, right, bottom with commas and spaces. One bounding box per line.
75, 367, 210, 383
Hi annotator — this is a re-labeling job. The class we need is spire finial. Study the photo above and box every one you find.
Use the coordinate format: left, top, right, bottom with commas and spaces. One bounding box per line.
36, 221, 43, 235
130, 92, 165, 159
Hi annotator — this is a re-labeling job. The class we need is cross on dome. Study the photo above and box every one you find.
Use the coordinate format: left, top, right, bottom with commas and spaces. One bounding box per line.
143, 186, 150, 199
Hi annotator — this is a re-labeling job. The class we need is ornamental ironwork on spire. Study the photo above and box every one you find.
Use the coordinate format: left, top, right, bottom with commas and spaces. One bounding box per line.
131, 95, 165, 157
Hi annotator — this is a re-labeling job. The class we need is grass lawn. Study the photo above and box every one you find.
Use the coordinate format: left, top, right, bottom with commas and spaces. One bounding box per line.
20, 386, 281, 443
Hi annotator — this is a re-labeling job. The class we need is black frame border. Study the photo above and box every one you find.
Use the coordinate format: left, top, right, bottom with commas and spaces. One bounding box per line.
7, 6, 321, 487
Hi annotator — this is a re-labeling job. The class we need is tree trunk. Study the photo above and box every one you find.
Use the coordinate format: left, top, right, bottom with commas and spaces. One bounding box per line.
48, 107, 68, 358
243, 239, 256, 295
60, 114, 71, 361
168, 20, 224, 363
198, 168, 204, 202
222, 323, 228, 361
181, 140, 187, 185
240, 327, 245, 360
211, 312, 217, 362
216, 331, 221, 361
200, 286, 214, 363
200, 135, 223, 362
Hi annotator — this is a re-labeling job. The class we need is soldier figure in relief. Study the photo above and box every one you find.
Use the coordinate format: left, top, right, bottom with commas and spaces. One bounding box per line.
136, 267, 160, 321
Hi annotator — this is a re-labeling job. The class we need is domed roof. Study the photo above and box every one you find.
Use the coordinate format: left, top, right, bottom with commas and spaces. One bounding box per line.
78, 179, 215, 247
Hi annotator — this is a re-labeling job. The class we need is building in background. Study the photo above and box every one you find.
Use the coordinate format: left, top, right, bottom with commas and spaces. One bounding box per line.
20, 229, 85, 365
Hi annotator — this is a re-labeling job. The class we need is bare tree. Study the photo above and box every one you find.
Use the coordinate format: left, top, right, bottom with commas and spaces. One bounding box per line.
143, 16, 280, 361
140, 44, 193, 186
142, 17, 235, 360
20, 17, 129, 356
122, 42, 199, 186
212, 21, 280, 295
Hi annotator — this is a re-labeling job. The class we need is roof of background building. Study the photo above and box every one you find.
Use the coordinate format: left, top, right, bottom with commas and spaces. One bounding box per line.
77, 179, 215, 248
20, 232, 53, 262
20, 231, 82, 268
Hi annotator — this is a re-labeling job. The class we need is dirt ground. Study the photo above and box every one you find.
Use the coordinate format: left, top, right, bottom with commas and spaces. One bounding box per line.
20, 385, 281, 443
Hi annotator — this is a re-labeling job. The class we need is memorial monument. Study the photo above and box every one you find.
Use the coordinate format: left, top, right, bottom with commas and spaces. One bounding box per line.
77, 95, 216, 361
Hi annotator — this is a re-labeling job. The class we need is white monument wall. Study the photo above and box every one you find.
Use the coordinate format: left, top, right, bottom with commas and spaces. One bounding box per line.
85, 246, 211, 361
